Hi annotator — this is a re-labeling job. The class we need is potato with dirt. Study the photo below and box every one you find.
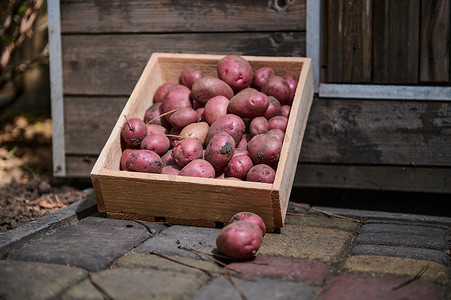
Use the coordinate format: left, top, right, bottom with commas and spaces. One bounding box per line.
264, 96, 282, 119
228, 89, 269, 118
169, 107, 198, 130
252, 66, 275, 90
261, 75, 291, 105
172, 138, 204, 167
144, 103, 171, 129
153, 82, 177, 103
217, 55, 253, 92
268, 116, 288, 132
179, 68, 204, 89
216, 221, 263, 260
204, 95, 229, 125
246, 164, 276, 183
162, 84, 192, 121
205, 114, 245, 146
145, 124, 168, 136
178, 159, 216, 178
140, 134, 170, 156
247, 134, 282, 167
205, 132, 236, 173
249, 116, 269, 137
121, 117, 148, 147
224, 154, 253, 180
125, 149, 163, 174
190, 76, 234, 105
283, 75, 298, 105
230, 212, 266, 236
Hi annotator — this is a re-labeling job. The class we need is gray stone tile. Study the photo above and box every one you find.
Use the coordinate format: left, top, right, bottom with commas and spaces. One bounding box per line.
134, 225, 221, 259
61, 267, 209, 300
0, 260, 87, 300
359, 223, 450, 237
193, 277, 320, 300
354, 232, 448, 251
351, 244, 450, 266
8, 217, 164, 271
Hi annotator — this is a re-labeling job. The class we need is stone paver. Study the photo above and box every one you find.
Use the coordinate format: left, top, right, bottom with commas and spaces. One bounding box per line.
62, 267, 209, 300
193, 276, 320, 300
322, 273, 447, 300
354, 232, 448, 250
258, 224, 355, 264
134, 225, 220, 259
9, 217, 165, 271
284, 214, 361, 233
0, 260, 87, 300
359, 223, 450, 237
351, 244, 450, 265
228, 255, 331, 284
342, 255, 450, 285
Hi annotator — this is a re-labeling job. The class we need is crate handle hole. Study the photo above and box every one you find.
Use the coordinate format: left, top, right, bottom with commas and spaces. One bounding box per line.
215, 221, 224, 229
155, 216, 166, 222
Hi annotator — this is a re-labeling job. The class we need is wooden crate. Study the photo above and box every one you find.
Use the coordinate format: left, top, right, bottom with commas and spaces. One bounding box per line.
90, 53, 314, 232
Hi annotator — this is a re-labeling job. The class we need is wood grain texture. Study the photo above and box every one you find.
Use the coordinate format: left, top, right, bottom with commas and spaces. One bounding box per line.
62, 33, 306, 95
300, 97, 451, 166
420, 0, 450, 83
60, 0, 306, 33
373, 0, 420, 84
325, 0, 372, 83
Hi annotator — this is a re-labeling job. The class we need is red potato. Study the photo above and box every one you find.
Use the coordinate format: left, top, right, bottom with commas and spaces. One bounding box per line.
179, 122, 209, 146
217, 55, 253, 92
246, 164, 276, 183
161, 149, 177, 166
179, 68, 204, 89
161, 165, 181, 175
195, 107, 206, 122
236, 133, 250, 149
168, 127, 182, 148
249, 116, 269, 137
247, 134, 282, 167
283, 75, 298, 105
143, 103, 171, 129
169, 107, 198, 130
216, 221, 262, 260
261, 75, 291, 105
252, 67, 275, 90
264, 96, 282, 119
228, 90, 269, 118
205, 132, 236, 173
125, 149, 163, 174
190, 76, 234, 105
230, 212, 266, 236
204, 95, 229, 125
281, 105, 291, 118
120, 149, 138, 170
153, 82, 177, 103
267, 128, 285, 142
178, 159, 215, 178
121, 117, 147, 147
146, 123, 168, 136
224, 154, 253, 180
162, 84, 192, 121
231, 148, 249, 159
268, 116, 288, 132
205, 114, 245, 146
172, 138, 204, 167
140, 134, 170, 156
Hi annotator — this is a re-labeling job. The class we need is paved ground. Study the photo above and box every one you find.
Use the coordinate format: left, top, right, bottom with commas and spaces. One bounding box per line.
0, 188, 450, 299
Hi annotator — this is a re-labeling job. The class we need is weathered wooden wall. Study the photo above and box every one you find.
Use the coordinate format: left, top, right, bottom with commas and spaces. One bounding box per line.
57, 0, 451, 194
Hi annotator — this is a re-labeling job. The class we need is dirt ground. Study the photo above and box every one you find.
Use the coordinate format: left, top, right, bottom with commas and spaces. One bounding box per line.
0, 116, 88, 234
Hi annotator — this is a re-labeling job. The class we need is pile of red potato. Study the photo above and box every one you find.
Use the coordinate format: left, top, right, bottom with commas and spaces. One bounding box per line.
120, 55, 298, 184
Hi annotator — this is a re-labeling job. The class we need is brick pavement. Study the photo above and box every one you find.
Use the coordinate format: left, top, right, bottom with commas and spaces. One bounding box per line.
0, 189, 449, 299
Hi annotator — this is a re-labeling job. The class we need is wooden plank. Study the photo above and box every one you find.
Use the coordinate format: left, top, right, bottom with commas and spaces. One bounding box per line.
299, 97, 451, 166
62, 32, 306, 95
60, 0, 306, 33
420, 0, 450, 83
294, 163, 451, 193
64, 96, 128, 155
373, 0, 420, 84
325, 0, 372, 83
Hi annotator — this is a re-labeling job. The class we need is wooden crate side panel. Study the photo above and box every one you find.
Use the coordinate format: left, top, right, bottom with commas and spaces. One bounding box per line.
419, 0, 450, 83
60, 0, 306, 33
294, 163, 451, 193
300, 97, 451, 166
61, 33, 306, 95
97, 170, 276, 229
372, 0, 420, 84
325, 0, 372, 83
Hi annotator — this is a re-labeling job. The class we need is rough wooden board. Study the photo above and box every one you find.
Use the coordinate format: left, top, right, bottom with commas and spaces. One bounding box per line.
61, 33, 306, 95
60, 0, 306, 33
372, 0, 420, 84
324, 0, 372, 83
419, 0, 450, 83
300, 97, 451, 166
294, 163, 451, 193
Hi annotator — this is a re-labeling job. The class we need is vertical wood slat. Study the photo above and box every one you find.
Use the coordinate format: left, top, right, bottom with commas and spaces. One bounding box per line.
325, 0, 372, 83
373, 0, 420, 84
420, 0, 450, 83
